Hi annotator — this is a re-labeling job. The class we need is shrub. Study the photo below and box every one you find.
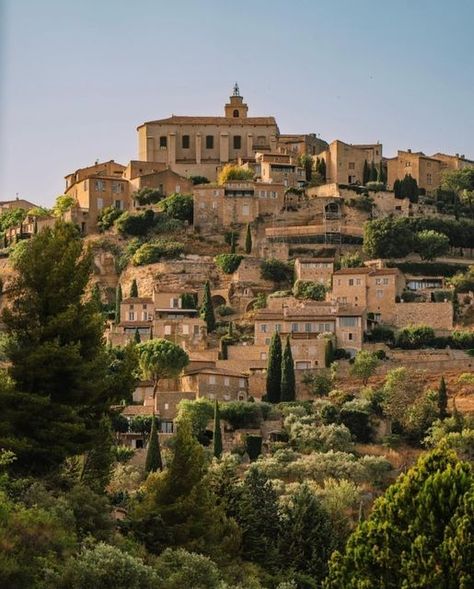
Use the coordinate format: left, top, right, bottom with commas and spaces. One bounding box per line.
97, 206, 123, 231
253, 293, 267, 309
368, 325, 394, 343
340, 400, 373, 443
133, 187, 164, 205
218, 164, 254, 184
215, 304, 235, 316
261, 259, 294, 283
293, 280, 327, 301
189, 175, 210, 185
159, 193, 193, 223
396, 325, 436, 349
365, 181, 385, 192
115, 209, 157, 236
451, 330, 474, 349
132, 240, 184, 265
339, 251, 363, 268
214, 253, 243, 274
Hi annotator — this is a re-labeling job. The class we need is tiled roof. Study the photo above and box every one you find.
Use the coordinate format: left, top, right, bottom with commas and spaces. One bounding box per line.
333, 267, 372, 275
138, 115, 278, 127
184, 366, 247, 378
122, 297, 154, 304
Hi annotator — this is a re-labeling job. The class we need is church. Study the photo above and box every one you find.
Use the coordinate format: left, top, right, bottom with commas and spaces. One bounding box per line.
137, 84, 281, 181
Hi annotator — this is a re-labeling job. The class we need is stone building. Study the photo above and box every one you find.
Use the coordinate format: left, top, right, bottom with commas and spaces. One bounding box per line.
332, 267, 405, 323
316, 140, 383, 185
64, 160, 130, 233
387, 150, 474, 194
137, 85, 280, 181
277, 133, 328, 157
193, 180, 286, 231
294, 256, 335, 285
124, 161, 193, 199
0, 197, 37, 214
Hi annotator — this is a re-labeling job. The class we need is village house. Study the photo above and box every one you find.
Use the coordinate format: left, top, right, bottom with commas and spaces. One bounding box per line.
387, 150, 474, 194
316, 140, 383, 185
123, 160, 193, 200
0, 197, 38, 214
64, 160, 130, 233
4, 213, 56, 245
255, 152, 306, 187
193, 180, 286, 231
294, 256, 335, 285
137, 85, 280, 181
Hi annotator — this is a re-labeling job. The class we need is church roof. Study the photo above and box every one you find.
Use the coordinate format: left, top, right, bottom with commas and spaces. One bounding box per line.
138, 115, 278, 129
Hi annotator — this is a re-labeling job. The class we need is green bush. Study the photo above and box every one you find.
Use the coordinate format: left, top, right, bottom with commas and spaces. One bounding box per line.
396, 325, 436, 349
451, 330, 474, 349
115, 210, 157, 236
132, 240, 184, 265
215, 304, 235, 316
261, 259, 294, 283
368, 325, 395, 343
340, 400, 373, 443
214, 253, 243, 274
97, 206, 123, 231
220, 401, 273, 430
133, 187, 164, 205
293, 280, 327, 300
159, 193, 193, 223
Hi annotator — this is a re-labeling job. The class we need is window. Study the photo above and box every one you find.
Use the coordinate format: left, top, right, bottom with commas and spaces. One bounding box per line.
209, 375, 216, 385
159, 136, 167, 148
233, 135, 241, 149
349, 279, 354, 286
427, 173, 432, 185
175, 184, 181, 193
296, 361, 311, 370
128, 312, 135, 321
260, 352, 267, 360
305, 323, 312, 333
160, 420, 174, 433
114, 200, 122, 209
260, 324, 267, 333
242, 204, 249, 216
376, 289, 384, 299
356, 278, 361, 285
164, 403, 169, 410
224, 377, 230, 386
292, 323, 299, 332
206, 135, 214, 149
142, 312, 148, 320
348, 162, 355, 170
112, 181, 123, 193
239, 378, 246, 388
340, 316, 357, 327
97, 198, 104, 210
182, 324, 189, 335
275, 324, 282, 332
347, 333, 353, 341
164, 325, 172, 335
94, 179, 105, 192
170, 297, 180, 308
182, 135, 190, 149
193, 324, 200, 335
233, 109, 239, 118
265, 338, 270, 345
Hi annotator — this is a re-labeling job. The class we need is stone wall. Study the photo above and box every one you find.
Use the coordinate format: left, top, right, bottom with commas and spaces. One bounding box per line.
390, 301, 453, 330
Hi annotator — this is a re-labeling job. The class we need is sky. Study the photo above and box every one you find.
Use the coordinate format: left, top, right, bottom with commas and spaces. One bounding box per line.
1, 0, 473, 206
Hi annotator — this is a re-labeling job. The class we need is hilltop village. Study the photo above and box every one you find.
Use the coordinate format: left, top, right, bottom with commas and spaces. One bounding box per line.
1, 85, 474, 587
1, 85, 474, 445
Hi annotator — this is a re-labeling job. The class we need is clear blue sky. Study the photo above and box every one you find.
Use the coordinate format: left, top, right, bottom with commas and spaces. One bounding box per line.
1, 0, 473, 206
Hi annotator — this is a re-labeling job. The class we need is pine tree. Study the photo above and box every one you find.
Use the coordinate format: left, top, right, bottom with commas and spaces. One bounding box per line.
145, 414, 163, 473
393, 179, 402, 198
437, 376, 448, 419
213, 400, 223, 459
130, 279, 138, 298
281, 335, 296, 402
362, 160, 370, 185
81, 416, 115, 493
245, 223, 252, 254
115, 283, 122, 325
279, 484, 333, 584
200, 281, 216, 332
236, 468, 281, 571
266, 332, 282, 403
134, 328, 141, 344
230, 232, 236, 253
0, 222, 112, 474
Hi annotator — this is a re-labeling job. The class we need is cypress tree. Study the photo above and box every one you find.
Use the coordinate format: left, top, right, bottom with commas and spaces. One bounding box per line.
437, 376, 448, 419
319, 158, 326, 181
281, 335, 296, 402
145, 414, 163, 473
362, 160, 370, 185
130, 278, 138, 298
134, 328, 141, 344
266, 332, 282, 403
228, 321, 234, 337
230, 232, 236, 254
393, 179, 402, 198
213, 400, 223, 459
200, 281, 216, 332
115, 283, 122, 325
378, 160, 386, 184
369, 161, 378, 182
245, 223, 252, 254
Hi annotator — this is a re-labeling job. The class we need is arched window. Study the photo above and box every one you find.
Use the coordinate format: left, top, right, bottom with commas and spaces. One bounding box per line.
233, 109, 239, 118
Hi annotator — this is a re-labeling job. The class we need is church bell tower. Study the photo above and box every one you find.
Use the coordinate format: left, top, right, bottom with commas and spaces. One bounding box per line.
224, 82, 248, 118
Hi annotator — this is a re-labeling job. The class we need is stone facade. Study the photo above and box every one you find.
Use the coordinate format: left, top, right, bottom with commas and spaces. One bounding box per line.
390, 301, 453, 331
317, 140, 383, 185
294, 257, 335, 284
137, 87, 279, 181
